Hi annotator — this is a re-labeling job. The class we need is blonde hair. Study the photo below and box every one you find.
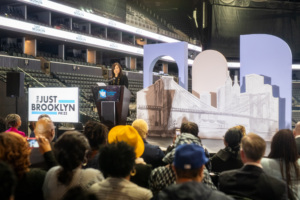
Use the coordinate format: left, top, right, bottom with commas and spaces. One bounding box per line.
241, 133, 266, 161
234, 125, 246, 136
132, 119, 148, 139
5, 114, 20, 128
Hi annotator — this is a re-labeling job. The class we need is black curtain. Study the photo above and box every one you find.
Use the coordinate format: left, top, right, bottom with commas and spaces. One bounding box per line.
208, 1, 300, 60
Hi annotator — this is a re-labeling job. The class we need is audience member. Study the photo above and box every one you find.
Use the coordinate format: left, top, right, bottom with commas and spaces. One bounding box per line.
30, 117, 57, 170
108, 125, 152, 188
293, 121, 300, 155
5, 114, 26, 137
43, 131, 104, 200
233, 125, 246, 136
29, 114, 51, 137
63, 186, 98, 200
89, 142, 153, 200
210, 127, 244, 173
149, 122, 216, 197
83, 121, 108, 169
261, 129, 300, 200
158, 144, 233, 200
0, 132, 46, 200
132, 119, 165, 168
0, 161, 17, 200
219, 133, 288, 200
0, 117, 6, 132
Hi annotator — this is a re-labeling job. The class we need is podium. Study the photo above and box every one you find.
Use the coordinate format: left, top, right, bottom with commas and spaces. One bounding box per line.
92, 85, 131, 128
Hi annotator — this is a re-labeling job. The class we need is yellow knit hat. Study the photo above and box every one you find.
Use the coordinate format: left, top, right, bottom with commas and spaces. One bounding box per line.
108, 125, 144, 158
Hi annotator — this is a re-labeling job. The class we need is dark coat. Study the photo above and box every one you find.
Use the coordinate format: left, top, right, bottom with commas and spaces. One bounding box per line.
158, 181, 233, 200
219, 165, 288, 200
210, 148, 243, 173
109, 75, 128, 88
141, 139, 165, 169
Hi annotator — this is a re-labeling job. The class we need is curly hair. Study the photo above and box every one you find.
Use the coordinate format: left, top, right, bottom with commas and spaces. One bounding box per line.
99, 142, 135, 178
54, 131, 90, 185
0, 132, 31, 179
83, 121, 108, 150
5, 114, 20, 128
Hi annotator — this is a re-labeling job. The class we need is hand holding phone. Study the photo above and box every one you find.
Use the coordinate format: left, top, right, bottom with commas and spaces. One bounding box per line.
36, 136, 52, 154
27, 138, 39, 148
176, 129, 181, 136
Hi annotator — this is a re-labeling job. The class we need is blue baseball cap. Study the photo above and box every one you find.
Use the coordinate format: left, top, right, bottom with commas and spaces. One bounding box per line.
174, 144, 209, 170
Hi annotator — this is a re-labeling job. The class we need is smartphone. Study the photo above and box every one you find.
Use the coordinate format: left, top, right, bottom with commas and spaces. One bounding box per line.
175, 129, 181, 136
27, 138, 39, 148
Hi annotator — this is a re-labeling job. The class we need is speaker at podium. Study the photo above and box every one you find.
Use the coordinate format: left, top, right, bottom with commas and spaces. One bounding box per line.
92, 85, 131, 128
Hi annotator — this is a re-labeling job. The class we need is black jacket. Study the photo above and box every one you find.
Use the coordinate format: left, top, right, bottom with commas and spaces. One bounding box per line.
109, 75, 128, 88
219, 164, 288, 200
158, 181, 233, 200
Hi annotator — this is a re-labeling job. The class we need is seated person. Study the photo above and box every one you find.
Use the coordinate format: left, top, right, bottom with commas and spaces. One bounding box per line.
107, 125, 152, 188
159, 144, 233, 200
0, 132, 46, 200
149, 122, 216, 196
219, 133, 288, 200
210, 127, 244, 173
83, 121, 108, 169
261, 129, 300, 200
30, 117, 57, 170
43, 131, 104, 200
29, 114, 51, 137
132, 119, 165, 168
89, 142, 152, 200
5, 114, 26, 137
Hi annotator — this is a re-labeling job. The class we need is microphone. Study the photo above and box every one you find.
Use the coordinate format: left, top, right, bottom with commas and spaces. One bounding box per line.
108, 77, 116, 83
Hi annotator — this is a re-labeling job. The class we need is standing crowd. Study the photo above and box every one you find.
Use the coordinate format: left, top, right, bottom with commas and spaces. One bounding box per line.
0, 113, 300, 200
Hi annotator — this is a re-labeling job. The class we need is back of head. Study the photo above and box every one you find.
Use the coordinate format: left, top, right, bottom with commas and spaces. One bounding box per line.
35, 117, 55, 141
132, 119, 148, 139
180, 122, 199, 137
173, 144, 208, 180
224, 127, 244, 151
0, 161, 17, 200
269, 129, 300, 200
241, 133, 266, 162
5, 114, 20, 128
269, 129, 298, 162
0, 132, 31, 178
99, 142, 135, 178
108, 125, 144, 158
54, 131, 90, 184
84, 121, 108, 150
38, 114, 51, 120
233, 125, 246, 136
